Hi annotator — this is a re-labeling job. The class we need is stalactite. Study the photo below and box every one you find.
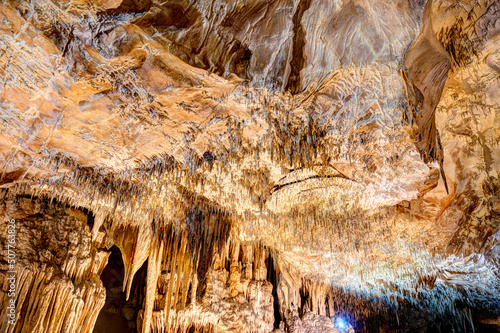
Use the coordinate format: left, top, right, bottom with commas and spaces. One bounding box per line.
114, 224, 152, 301
143, 238, 164, 333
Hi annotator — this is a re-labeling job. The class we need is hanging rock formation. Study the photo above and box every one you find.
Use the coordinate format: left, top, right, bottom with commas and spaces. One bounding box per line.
0, 0, 499, 332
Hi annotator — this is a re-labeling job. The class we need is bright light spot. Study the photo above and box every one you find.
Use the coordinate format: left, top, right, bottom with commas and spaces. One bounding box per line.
335, 316, 348, 330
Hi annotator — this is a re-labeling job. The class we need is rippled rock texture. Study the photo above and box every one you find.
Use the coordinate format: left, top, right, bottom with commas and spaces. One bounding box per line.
0, 0, 499, 332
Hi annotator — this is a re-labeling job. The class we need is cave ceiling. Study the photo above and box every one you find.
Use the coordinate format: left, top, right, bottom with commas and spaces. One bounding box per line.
0, 0, 499, 332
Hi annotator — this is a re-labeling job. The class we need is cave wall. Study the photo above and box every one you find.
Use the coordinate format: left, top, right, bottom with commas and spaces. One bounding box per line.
0, 197, 107, 333
0, 0, 499, 332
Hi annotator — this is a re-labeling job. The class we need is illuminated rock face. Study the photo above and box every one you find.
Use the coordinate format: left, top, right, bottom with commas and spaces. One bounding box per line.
0, 0, 499, 332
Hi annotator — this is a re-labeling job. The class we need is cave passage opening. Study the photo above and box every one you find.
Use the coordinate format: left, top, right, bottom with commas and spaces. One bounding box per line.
266, 252, 282, 328
94, 245, 147, 333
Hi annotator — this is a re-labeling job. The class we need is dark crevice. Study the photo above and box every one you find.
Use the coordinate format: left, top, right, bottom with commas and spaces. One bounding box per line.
266, 253, 282, 328
285, 0, 313, 94
81, 206, 95, 230
94, 246, 142, 333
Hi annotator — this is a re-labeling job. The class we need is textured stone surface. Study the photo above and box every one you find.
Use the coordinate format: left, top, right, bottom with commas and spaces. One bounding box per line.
0, 198, 107, 333
0, 0, 499, 332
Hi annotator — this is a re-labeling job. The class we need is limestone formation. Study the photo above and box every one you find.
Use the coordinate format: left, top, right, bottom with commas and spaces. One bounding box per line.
0, 0, 499, 332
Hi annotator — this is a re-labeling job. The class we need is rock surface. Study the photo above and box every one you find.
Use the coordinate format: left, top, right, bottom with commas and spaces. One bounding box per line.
0, 0, 499, 332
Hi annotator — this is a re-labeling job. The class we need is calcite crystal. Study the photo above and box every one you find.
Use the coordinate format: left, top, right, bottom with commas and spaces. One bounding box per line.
0, 0, 499, 332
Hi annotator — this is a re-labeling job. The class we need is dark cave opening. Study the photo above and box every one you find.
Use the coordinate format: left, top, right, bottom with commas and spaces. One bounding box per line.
266, 253, 282, 328
94, 246, 147, 333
